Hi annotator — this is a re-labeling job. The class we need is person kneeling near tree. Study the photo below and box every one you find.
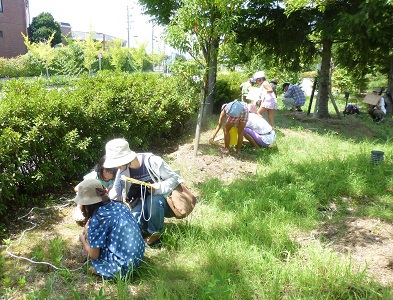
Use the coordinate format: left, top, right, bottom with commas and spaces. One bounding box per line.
76, 178, 145, 279
243, 113, 276, 149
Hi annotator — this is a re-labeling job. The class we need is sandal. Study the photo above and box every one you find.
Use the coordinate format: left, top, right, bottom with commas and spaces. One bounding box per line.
220, 147, 230, 154
144, 233, 161, 246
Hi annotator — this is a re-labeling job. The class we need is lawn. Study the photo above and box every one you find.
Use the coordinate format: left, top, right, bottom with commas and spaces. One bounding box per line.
1, 106, 393, 300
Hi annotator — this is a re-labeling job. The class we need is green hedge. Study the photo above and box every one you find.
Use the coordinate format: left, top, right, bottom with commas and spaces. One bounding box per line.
0, 71, 199, 215
0, 54, 43, 78
214, 72, 248, 113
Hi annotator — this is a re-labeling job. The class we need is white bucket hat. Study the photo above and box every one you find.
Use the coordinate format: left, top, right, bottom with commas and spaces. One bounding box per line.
74, 178, 103, 205
253, 71, 265, 80
103, 138, 136, 168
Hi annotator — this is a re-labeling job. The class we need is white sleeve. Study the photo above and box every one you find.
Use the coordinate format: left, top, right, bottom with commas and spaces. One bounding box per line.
108, 168, 130, 201
147, 155, 183, 196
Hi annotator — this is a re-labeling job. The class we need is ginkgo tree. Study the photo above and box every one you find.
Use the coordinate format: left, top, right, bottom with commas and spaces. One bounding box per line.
23, 33, 55, 77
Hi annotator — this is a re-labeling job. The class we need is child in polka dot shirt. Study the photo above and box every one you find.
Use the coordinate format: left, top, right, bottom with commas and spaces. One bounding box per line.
76, 178, 145, 279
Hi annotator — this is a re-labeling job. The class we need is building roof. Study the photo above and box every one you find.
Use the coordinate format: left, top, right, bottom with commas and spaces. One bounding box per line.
71, 31, 125, 44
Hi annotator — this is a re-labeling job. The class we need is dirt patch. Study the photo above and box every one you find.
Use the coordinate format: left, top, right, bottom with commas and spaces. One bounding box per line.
316, 217, 393, 286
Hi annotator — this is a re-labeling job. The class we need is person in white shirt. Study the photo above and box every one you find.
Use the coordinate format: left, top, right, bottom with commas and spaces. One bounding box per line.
244, 113, 276, 149
368, 88, 386, 123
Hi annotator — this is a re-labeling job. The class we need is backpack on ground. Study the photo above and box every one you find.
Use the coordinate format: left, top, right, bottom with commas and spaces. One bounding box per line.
343, 104, 360, 115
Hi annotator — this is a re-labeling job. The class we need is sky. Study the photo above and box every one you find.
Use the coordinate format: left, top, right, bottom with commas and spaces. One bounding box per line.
27, 0, 167, 52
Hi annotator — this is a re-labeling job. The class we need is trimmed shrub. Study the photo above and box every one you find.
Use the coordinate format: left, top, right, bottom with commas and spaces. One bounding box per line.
214, 72, 247, 113
0, 54, 42, 78
0, 72, 199, 216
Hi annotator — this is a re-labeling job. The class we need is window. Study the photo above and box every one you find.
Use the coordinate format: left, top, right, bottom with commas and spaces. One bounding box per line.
0, 0, 2, 13
0, 31, 3, 38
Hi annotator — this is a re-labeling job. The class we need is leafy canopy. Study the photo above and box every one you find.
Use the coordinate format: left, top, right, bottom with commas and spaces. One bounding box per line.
28, 12, 62, 47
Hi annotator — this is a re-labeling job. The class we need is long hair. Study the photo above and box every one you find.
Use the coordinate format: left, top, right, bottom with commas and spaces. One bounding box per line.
81, 202, 103, 220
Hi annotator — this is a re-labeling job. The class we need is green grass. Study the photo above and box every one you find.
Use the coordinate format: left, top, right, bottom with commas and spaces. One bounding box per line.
1, 107, 393, 299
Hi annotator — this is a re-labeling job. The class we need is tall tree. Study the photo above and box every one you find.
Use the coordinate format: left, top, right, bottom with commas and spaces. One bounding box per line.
138, 0, 241, 118
166, 0, 240, 117
74, 32, 103, 75
28, 12, 62, 47
334, 0, 393, 114
236, 0, 364, 118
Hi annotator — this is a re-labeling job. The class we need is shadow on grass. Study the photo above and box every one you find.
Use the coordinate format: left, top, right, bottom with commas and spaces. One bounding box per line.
275, 109, 392, 144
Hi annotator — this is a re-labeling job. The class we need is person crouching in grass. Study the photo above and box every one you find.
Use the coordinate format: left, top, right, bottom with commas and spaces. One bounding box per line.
76, 178, 145, 279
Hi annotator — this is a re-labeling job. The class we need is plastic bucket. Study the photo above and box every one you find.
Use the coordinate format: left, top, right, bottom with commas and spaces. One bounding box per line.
371, 150, 384, 164
229, 127, 238, 146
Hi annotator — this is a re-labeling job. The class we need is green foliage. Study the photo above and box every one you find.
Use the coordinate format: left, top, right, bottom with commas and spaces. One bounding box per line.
50, 43, 85, 76
0, 254, 4, 277
130, 43, 153, 72
215, 72, 245, 113
23, 33, 57, 77
2, 109, 393, 299
75, 32, 103, 74
334, 0, 393, 79
0, 54, 42, 78
27, 12, 62, 47
242, 53, 304, 89
0, 73, 199, 215
49, 236, 66, 267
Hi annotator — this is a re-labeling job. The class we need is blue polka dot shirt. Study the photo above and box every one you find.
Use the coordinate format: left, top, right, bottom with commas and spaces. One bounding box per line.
88, 201, 145, 279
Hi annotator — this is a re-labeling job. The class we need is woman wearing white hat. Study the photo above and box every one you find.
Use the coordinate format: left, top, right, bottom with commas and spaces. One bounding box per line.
105, 138, 183, 246
76, 178, 145, 279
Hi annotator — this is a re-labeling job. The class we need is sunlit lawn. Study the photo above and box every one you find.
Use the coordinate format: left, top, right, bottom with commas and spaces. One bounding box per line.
1, 102, 393, 299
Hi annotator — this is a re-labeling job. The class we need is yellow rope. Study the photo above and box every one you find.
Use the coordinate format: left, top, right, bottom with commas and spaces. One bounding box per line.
122, 176, 153, 188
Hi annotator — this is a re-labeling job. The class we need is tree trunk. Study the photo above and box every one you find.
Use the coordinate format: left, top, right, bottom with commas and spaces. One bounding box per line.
385, 60, 393, 115
203, 38, 219, 120
316, 39, 333, 118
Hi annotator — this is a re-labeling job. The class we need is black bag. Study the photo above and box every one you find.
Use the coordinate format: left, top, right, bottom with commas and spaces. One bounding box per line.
344, 104, 360, 115
126, 184, 150, 208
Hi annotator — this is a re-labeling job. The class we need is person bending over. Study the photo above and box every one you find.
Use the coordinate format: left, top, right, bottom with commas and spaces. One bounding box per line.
76, 178, 145, 279
209, 100, 249, 154
105, 138, 185, 246
244, 113, 276, 149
